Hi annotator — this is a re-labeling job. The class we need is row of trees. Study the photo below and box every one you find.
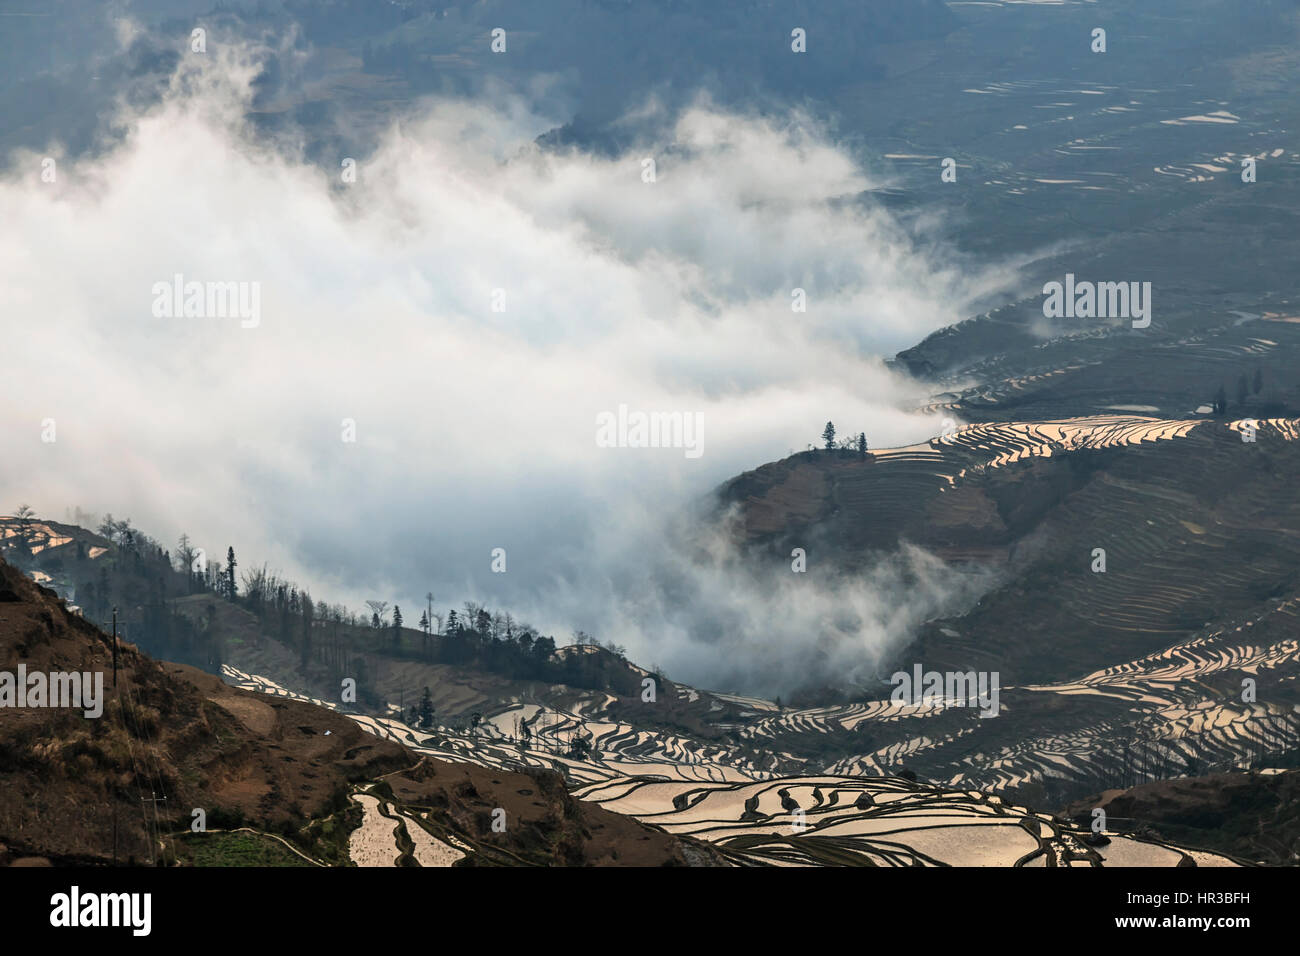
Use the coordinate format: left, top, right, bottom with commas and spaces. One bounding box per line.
0, 512, 222, 672
819, 422, 869, 457
206, 544, 645, 694
6, 506, 648, 706
1211, 367, 1267, 416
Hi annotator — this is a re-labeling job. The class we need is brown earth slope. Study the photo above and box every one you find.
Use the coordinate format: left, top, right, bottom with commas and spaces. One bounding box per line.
716, 420, 1300, 685
1063, 768, 1300, 867
0, 556, 714, 866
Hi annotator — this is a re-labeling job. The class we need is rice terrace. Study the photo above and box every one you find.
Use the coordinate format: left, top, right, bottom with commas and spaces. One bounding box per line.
0, 0, 1295, 940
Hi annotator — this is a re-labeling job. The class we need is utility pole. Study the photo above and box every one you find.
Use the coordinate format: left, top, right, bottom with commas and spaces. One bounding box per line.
111, 607, 118, 687
143, 792, 167, 865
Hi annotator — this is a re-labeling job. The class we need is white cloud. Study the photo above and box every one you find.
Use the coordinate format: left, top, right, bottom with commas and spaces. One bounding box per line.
0, 41, 1015, 693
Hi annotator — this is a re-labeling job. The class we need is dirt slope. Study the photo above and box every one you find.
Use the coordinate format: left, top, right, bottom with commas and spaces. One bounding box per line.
0, 556, 715, 866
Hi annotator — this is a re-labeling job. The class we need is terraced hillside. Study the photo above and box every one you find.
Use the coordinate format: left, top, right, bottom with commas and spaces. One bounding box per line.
722, 416, 1300, 680
915, 315, 1300, 426
684, 415, 1300, 802
213, 414, 1300, 814
14, 407, 1300, 861
220, 665, 1248, 866
13, 410, 1295, 859
206, 405, 1300, 824
225, 576, 1300, 807
3, 543, 1241, 867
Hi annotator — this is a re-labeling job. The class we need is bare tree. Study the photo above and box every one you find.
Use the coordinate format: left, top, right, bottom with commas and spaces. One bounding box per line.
463, 602, 482, 633
13, 504, 36, 551
365, 600, 389, 628
176, 533, 196, 575
240, 564, 277, 612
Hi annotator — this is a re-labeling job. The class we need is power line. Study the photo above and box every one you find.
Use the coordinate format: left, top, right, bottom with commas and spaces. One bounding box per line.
113, 680, 153, 864
116, 624, 171, 866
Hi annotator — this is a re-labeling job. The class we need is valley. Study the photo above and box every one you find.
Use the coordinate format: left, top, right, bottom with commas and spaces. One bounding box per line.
2, 0, 1298, 886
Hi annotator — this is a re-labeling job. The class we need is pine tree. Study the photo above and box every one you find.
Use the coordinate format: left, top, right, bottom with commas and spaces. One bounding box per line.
13, 504, 35, 554
392, 605, 403, 649
418, 687, 435, 729
300, 589, 314, 671
226, 547, 238, 598
857, 432, 867, 459
822, 421, 836, 452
